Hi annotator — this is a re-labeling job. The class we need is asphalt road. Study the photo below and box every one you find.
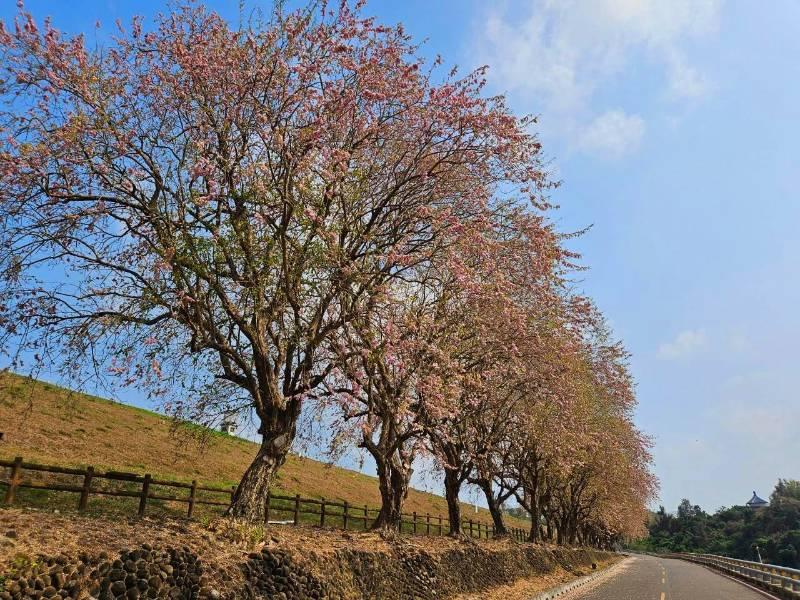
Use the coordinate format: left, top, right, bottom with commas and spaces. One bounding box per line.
570, 555, 769, 600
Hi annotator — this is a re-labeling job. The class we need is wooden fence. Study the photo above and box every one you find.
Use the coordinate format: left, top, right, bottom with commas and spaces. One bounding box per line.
0, 457, 529, 542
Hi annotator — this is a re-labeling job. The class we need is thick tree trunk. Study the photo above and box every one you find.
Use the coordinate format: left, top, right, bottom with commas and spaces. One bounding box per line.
556, 516, 566, 545
567, 510, 579, 545
476, 478, 507, 536
372, 454, 411, 531
527, 498, 541, 543
227, 405, 297, 521
444, 468, 463, 536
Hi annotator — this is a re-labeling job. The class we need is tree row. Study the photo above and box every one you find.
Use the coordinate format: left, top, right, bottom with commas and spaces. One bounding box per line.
0, 1, 656, 546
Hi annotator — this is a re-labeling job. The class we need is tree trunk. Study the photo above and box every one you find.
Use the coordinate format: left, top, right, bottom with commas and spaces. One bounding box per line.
556, 516, 566, 545
444, 467, 463, 536
476, 478, 507, 535
567, 510, 579, 545
370, 450, 412, 531
527, 496, 541, 543
227, 405, 297, 520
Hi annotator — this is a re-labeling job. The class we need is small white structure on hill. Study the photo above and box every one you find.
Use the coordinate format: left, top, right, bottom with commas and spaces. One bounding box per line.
220, 415, 237, 435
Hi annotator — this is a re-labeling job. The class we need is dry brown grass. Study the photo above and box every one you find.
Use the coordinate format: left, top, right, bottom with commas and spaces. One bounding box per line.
0, 372, 527, 529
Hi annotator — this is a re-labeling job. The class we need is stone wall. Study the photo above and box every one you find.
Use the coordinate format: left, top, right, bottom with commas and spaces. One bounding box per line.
0, 545, 210, 600
306, 542, 608, 599
0, 538, 611, 600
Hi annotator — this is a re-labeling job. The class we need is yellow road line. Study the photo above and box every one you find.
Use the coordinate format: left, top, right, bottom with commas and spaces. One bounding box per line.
660, 593, 666, 600
662, 577, 665, 584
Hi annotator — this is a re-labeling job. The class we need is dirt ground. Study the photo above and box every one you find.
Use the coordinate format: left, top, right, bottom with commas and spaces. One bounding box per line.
0, 506, 565, 570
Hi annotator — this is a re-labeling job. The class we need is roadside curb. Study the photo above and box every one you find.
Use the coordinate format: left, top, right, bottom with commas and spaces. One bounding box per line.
530, 556, 630, 599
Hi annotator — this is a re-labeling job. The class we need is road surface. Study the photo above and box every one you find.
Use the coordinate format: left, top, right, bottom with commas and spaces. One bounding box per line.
568, 554, 770, 600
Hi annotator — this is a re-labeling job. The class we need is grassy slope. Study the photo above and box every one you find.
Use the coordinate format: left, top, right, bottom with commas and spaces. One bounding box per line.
0, 372, 525, 528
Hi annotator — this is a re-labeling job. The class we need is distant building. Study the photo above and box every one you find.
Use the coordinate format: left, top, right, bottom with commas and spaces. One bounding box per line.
220, 416, 237, 435
746, 491, 768, 509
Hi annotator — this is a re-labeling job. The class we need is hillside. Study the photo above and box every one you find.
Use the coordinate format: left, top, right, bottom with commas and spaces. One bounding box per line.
0, 371, 524, 529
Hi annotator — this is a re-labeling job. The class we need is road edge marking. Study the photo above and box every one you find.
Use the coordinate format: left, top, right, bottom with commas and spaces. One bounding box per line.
530, 556, 634, 600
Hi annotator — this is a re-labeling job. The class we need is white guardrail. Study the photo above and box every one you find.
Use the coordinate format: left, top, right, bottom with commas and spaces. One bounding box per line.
683, 553, 800, 597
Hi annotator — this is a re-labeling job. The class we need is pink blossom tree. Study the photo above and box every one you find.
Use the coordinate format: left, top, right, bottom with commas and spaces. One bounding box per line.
422, 212, 572, 537
526, 313, 657, 546
324, 280, 441, 531
0, 2, 552, 519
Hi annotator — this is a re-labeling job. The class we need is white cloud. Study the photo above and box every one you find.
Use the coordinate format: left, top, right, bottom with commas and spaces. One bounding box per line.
577, 110, 645, 157
657, 329, 707, 359
664, 48, 712, 100
476, 0, 722, 156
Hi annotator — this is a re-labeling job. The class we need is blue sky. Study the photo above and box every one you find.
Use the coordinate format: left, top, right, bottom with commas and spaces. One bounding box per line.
4, 0, 799, 514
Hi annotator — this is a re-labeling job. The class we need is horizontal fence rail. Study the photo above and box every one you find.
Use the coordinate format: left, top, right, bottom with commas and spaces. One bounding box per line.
682, 553, 800, 597
0, 457, 529, 542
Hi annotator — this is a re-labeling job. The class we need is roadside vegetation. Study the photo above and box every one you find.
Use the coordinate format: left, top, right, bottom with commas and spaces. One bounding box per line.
630, 480, 800, 568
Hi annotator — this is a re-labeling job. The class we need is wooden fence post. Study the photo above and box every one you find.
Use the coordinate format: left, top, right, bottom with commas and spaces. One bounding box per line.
264, 490, 271, 524
138, 474, 151, 517
294, 494, 301, 525
320, 498, 326, 527
78, 466, 94, 511
426, 513, 430, 535
469, 519, 474, 538
364, 505, 369, 530
343, 500, 349, 530
438, 514, 442, 535
413, 512, 417, 535
187, 480, 197, 518
3, 456, 22, 505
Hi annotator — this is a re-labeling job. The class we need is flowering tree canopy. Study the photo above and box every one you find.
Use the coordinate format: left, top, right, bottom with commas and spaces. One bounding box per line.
0, 1, 656, 538
0, 2, 555, 519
